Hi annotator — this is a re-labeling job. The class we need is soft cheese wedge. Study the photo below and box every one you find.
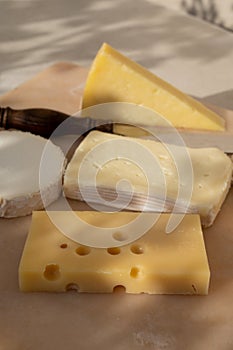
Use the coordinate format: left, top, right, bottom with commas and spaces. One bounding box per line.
63, 131, 232, 227
82, 43, 225, 132
19, 211, 210, 295
0, 130, 65, 217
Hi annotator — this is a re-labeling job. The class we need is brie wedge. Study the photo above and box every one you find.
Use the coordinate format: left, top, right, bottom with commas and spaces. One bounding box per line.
0, 130, 65, 218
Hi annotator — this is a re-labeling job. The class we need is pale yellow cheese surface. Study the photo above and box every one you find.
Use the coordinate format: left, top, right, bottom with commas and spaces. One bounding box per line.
63, 131, 232, 227
19, 211, 210, 295
82, 43, 225, 132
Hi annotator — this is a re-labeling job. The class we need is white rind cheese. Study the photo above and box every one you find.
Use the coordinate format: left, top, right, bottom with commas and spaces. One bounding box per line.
0, 130, 65, 218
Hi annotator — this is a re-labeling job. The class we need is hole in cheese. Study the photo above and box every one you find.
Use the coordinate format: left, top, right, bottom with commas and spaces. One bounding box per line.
107, 247, 121, 255
130, 267, 140, 278
130, 244, 144, 255
60, 243, 68, 249
76, 246, 91, 256
43, 264, 60, 281
192, 284, 197, 293
66, 283, 80, 292
113, 285, 126, 293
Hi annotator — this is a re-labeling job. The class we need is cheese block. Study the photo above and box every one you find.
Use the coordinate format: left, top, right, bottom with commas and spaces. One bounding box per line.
19, 211, 210, 295
63, 131, 232, 227
0, 130, 65, 217
82, 43, 225, 132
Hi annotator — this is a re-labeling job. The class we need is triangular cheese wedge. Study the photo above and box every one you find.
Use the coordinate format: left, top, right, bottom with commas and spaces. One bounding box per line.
82, 43, 225, 132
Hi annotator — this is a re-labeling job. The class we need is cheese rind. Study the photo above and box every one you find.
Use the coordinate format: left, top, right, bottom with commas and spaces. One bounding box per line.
82, 43, 225, 132
63, 131, 232, 227
0, 130, 65, 218
19, 211, 210, 295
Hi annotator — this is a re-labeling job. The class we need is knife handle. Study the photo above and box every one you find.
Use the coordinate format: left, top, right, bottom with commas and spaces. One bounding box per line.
0, 107, 113, 138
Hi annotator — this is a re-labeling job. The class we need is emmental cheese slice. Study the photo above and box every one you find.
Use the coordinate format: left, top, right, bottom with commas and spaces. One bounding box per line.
82, 43, 225, 132
0, 130, 65, 217
63, 131, 232, 227
19, 211, 210, 295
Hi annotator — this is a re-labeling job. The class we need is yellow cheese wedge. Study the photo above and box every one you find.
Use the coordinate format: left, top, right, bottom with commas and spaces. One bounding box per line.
82, 43, 225, 132
19, 211, 210, 295
63, 131, 232, 227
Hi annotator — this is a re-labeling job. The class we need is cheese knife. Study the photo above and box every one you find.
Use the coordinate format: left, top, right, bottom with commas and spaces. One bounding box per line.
0, 106, 233, 152
0, 106, 113, 138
